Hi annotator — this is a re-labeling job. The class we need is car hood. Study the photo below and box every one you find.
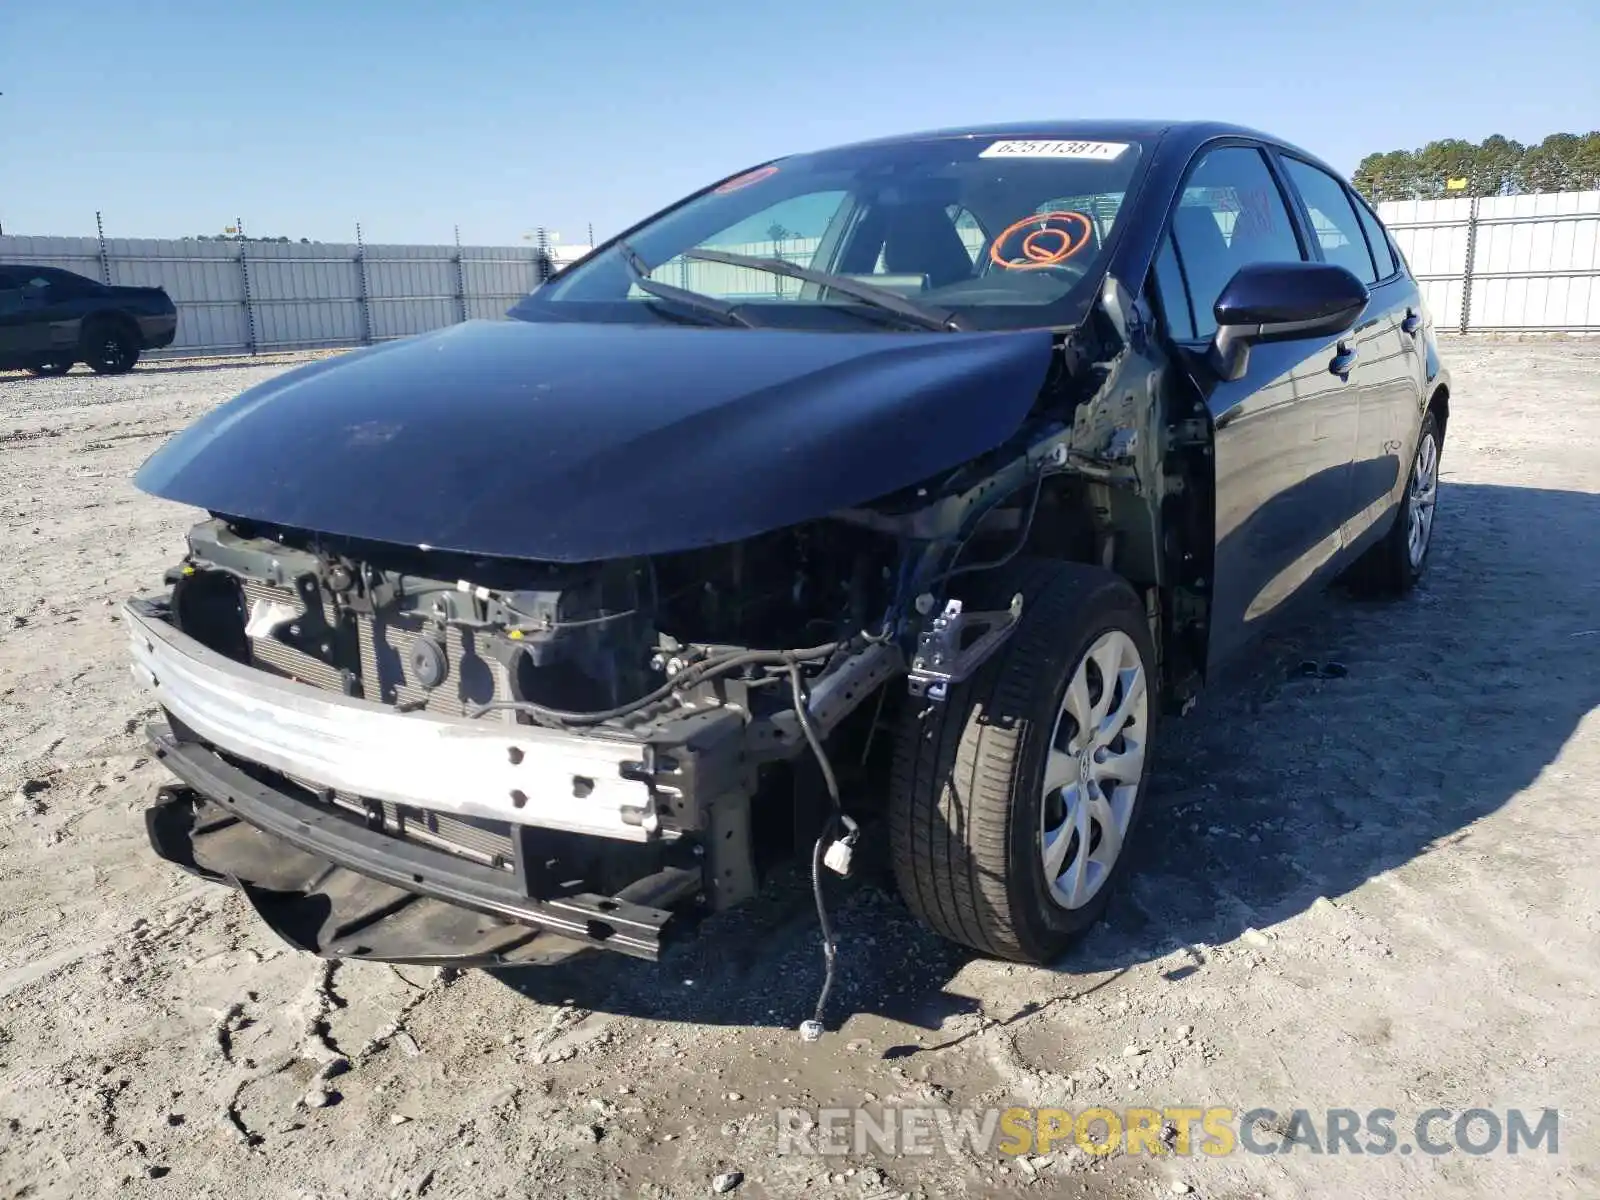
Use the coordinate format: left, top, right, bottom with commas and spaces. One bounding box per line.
134, 318, 1053, 561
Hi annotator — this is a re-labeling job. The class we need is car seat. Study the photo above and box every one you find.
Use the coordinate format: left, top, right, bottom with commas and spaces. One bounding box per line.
881, 206, 977, 289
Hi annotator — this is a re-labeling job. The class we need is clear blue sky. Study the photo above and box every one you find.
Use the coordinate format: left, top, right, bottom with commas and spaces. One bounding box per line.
2, 0, 1595, 246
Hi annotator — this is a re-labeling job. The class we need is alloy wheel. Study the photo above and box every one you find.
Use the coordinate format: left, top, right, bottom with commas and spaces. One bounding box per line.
1039, 629, 1148, 910
1407, 431, 1439, 568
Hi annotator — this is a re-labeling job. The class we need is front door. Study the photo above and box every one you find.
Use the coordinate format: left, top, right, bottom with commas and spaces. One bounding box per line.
1151, 143, 1363, 666
12, 271, 75, 359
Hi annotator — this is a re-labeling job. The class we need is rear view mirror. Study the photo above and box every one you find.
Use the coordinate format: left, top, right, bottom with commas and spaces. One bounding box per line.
1209, 261, 1368, 381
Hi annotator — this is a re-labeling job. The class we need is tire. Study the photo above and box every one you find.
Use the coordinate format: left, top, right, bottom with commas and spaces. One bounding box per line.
83, 320, 140, 375
26, 360, 74, 377
1348, 410, 1442, 598
889, 558, 1158, 963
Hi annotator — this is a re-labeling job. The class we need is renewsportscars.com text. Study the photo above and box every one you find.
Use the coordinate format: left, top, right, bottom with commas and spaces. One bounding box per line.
776, 1106, 1559, 1158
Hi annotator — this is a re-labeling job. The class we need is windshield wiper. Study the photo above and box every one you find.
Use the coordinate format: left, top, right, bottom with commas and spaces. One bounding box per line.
615, 240, 754, 327
681, 247, 967, 331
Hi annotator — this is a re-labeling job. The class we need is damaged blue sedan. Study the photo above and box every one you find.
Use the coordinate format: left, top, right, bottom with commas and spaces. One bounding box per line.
125, 120, 1449, 1018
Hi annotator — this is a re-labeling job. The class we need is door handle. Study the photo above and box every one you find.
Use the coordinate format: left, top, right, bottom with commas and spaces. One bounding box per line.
1329, 342, 1358, 381
1401, 309, 1422, 337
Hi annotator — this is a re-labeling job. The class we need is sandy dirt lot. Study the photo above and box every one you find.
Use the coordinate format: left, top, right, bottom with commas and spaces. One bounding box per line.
1, 341, 1597, 1200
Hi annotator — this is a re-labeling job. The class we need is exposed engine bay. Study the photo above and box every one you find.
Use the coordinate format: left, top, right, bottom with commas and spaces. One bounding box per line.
172, 515, 897, 727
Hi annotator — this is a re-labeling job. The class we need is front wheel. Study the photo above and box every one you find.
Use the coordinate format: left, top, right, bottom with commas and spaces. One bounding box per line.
889, 559, 1157, 963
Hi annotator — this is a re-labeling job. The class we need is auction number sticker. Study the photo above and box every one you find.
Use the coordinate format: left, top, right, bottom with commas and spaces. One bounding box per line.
979, 140, 1130, 160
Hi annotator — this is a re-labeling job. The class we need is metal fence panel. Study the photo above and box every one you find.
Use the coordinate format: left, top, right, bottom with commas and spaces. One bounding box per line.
0, 235, 102, 275
1375, 196, 1470, 330
462, 249, 542, 315
0, 233, 556, 358
241, 242, 362, 350
1378, 189, 1600, 332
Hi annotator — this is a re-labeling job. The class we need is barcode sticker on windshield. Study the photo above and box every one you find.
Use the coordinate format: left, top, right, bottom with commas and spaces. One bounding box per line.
979, 140, 1130, 160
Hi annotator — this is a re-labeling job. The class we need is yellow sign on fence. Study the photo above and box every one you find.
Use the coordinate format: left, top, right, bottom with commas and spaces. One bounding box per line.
1446, 178, 1469, 191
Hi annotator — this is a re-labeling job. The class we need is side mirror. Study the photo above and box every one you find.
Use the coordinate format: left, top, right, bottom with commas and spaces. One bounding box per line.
1209, 261, 1368, 381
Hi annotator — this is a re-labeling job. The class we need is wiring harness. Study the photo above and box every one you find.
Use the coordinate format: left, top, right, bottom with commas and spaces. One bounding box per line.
463, 639, 851, 727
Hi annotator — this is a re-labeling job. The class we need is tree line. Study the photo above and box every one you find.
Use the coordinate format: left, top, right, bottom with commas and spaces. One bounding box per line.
1352, 132, 1600, 202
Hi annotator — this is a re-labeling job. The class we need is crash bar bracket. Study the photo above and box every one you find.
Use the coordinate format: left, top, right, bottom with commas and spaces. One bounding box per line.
906, 594, 1023, 702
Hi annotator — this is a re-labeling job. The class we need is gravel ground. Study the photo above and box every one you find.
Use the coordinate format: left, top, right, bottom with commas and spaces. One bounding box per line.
1, 341, 1597, 1200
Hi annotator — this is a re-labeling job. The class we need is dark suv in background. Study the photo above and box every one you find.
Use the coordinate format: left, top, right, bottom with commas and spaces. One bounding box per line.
0, 265, 177, 375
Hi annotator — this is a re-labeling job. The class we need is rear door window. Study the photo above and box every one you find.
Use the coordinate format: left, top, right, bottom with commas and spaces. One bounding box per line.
1280, 157, 1380, 284
1351, 195, 1399, 279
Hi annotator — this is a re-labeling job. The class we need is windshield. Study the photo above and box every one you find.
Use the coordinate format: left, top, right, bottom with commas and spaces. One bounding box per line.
512, 134, 1148, 332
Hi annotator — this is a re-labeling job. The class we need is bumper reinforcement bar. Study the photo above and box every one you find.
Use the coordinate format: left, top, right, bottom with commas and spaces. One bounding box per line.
146, 728, 699, 964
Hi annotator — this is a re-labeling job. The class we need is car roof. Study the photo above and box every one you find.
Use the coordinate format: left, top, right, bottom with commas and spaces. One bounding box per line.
799, 119, 1329, 171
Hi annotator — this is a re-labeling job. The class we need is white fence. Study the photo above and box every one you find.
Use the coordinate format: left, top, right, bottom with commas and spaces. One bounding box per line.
1376, 190, 1600, 332
0, 234, 562, 356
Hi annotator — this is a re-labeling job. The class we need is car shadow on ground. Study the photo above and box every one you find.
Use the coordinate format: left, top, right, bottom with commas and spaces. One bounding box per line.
494, 481, 1600, 1034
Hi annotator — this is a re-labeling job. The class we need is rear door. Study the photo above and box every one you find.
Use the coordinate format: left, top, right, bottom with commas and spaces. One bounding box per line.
29, 268, 98, 356
1351, 193, 1429, 545
1275, 156, 1424, 560
1150, 143, 1362, 666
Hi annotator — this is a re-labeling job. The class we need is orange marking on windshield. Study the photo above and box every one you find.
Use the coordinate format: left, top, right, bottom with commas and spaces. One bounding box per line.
989, 211, 1093, 270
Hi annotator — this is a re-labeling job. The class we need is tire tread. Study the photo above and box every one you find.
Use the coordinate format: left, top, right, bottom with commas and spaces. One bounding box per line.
889, 558, 1145, 961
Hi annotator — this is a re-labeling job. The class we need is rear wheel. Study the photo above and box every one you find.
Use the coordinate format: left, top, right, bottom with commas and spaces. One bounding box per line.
889, 559, 1157, 963
26, 360, 74, 376
1348, 410, 1442, 597
83, 321, 140, 375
